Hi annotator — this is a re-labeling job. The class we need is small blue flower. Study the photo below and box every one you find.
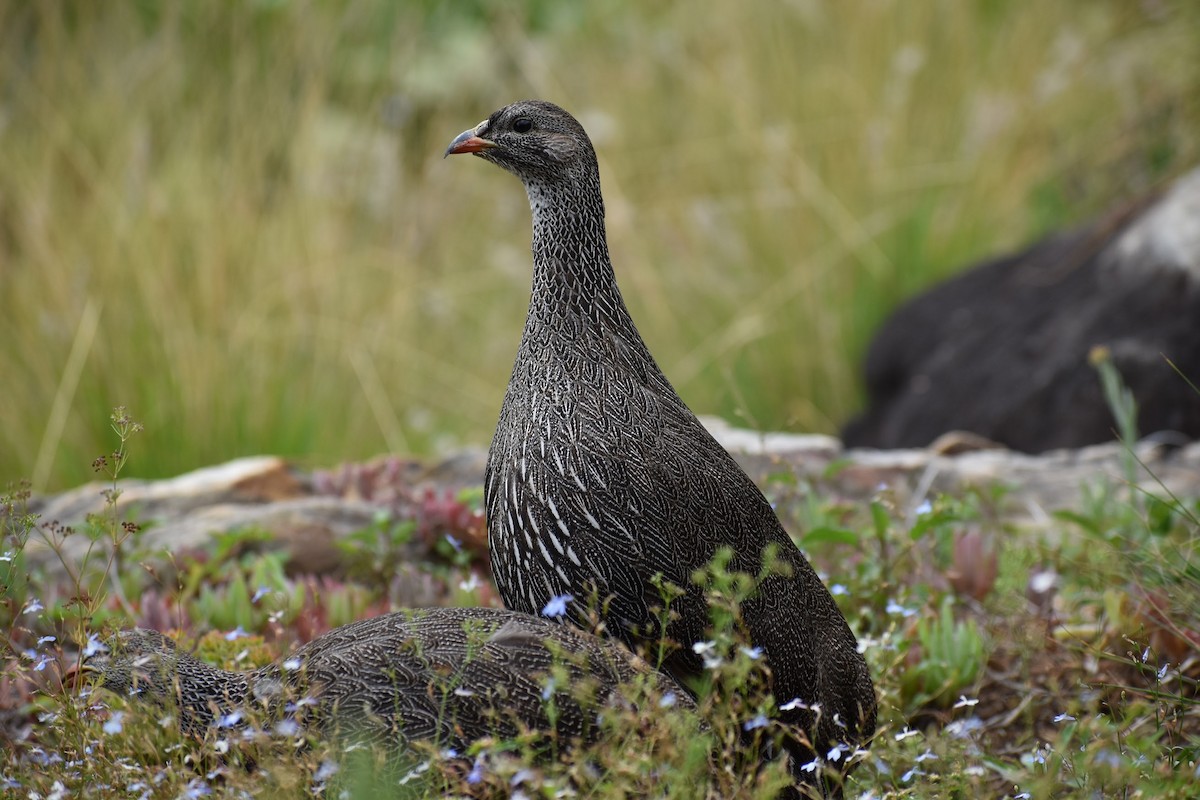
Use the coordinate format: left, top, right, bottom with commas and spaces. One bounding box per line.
224, 627, 248, 641
743, 714, 769, 731
103, 712, 125, 735
800, 758, 821, 774
914, 749, 937, 763
251, 587, 271, 604
893, 727, 920, 741
740, 646, 763, 660
945, 717, 983, 739
182, 778, 211, 798
1052, 713, 1075, 723
217, 710, 243, 729
445, 534, 463, 553
37, 635, 57, 646
659, 692, 677, 708
1158, 663, 1170, 680
541, 594, 573, 618
886, 600, 916, 617
466, 756, 486, 785
915, 500, 933, 516
780, 697, 808, 711
273, 719, 299, 737
953, 695, 978, 709
901, 767, 924, 783
22, 598, 44, 615
541, 678, 556, 701
827, 744, 844, 762
830, 584, 849, 596
314, 761, 338, 782
81, 633, 108, 658
282, 658, 302, 671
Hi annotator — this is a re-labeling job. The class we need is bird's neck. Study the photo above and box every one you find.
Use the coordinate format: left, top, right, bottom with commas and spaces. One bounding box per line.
524, 178, 630, 328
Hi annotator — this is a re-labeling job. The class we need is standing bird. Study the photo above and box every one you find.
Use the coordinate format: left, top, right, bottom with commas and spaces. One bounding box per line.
446, 101, 876, 794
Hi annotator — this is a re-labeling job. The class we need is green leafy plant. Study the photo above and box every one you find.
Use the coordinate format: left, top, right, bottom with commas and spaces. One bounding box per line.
901, 595, 987, 708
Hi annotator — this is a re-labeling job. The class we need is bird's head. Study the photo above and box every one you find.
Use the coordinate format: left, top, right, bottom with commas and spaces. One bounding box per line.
79, 628, 182, 702
445, 100, 599, 189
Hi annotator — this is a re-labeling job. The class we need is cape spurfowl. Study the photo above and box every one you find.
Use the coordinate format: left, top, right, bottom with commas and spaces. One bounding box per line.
446, 100, 877, 792
82, 607, 686, 748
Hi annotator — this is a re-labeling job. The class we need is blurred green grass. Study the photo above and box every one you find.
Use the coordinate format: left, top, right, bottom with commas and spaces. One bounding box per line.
1, 0, 1197, 490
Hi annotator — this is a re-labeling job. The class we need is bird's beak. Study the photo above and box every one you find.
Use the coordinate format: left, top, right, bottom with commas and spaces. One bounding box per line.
444, 120, 497, 158
65, 663, 93, 689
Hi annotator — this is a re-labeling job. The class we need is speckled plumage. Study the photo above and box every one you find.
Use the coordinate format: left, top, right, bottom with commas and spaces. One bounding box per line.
448, 101, 877, 790
84, 608, 687, 749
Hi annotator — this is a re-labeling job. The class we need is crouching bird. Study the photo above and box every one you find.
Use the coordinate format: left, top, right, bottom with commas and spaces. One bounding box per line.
80, 607, 688, 753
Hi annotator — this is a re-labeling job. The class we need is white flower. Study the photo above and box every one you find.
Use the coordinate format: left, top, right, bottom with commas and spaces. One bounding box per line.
692, 640, 724, 669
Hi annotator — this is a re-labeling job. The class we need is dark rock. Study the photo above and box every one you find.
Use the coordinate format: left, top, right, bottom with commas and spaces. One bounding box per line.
843, 168, 1200, 453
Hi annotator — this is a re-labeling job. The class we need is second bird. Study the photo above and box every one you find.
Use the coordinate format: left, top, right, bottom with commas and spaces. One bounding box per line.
446, 100, 877, 793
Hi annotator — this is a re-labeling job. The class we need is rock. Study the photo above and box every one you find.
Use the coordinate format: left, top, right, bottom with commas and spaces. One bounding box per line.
23, 458, 392, 574
843, 167, 1200, 453
704, 418, 1200, 524
21, 425, 1200, 587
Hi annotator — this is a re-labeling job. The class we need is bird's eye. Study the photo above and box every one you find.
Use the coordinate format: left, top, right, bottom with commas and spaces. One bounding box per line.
513, 117, 533, 133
